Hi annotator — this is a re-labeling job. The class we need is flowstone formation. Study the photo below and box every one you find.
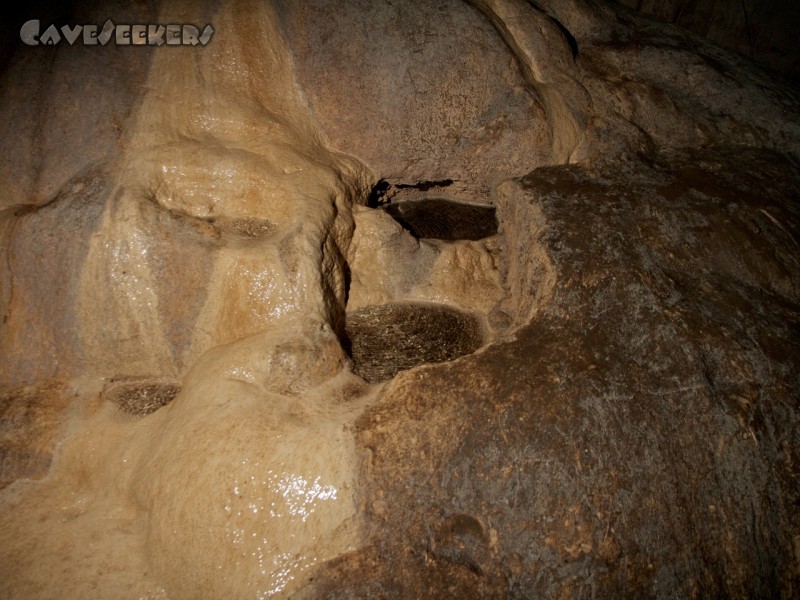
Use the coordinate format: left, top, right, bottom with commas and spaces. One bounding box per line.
0, 0, 798, 598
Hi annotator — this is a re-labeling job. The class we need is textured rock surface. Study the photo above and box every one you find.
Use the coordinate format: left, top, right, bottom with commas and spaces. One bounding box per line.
0, 0, 798, 598
274, 0, 552, 199
615, 0, 800, 81
307, 148, 800, 598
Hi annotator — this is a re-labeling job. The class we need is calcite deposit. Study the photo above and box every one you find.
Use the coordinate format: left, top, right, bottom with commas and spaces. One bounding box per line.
0, 0, 798, 598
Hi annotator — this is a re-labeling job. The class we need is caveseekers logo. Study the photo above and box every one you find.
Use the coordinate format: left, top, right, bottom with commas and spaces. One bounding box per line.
20, 19, 214, 46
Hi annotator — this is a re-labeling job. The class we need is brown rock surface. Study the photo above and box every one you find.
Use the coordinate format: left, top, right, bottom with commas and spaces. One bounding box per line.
307, 148, 800, 598
274, 0, 552, 197
0, 381, 75, 489
614, 0, 800, 81
0, 0, 798, 598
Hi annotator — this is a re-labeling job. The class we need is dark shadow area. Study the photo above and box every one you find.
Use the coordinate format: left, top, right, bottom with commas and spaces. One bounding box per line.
548, 14, 579, 58
366, 179, 391, 208
395, 179, 454, 191
384, 199, 498, 241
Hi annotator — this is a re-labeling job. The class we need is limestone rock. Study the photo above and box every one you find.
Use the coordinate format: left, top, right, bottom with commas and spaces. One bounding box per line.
0, 381, 74, 489
615, 0, 800, 81
275, 0, 552, 197
308, 148, 800, 598
0, 0, 798, 598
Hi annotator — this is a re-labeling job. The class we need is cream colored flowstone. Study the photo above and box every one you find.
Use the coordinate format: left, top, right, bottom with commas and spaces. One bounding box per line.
99, 0, 376, 593
0, 0, 563, 594
0, 341, 376, 599
2, 0, 377, 597
129, 328, 375, 599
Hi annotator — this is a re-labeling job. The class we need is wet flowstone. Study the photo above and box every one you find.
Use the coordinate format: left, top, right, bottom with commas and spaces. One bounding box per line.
344, 302, 484, 383
384, 199, 497, 241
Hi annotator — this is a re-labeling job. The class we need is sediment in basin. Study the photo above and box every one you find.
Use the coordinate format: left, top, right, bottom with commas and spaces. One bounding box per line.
103, 381, 180, 416
344, 302, 484, 383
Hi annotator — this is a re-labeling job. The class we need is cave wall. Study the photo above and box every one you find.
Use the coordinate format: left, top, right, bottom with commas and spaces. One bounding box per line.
614, 0, 800, 81
0, 0, 798, 598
